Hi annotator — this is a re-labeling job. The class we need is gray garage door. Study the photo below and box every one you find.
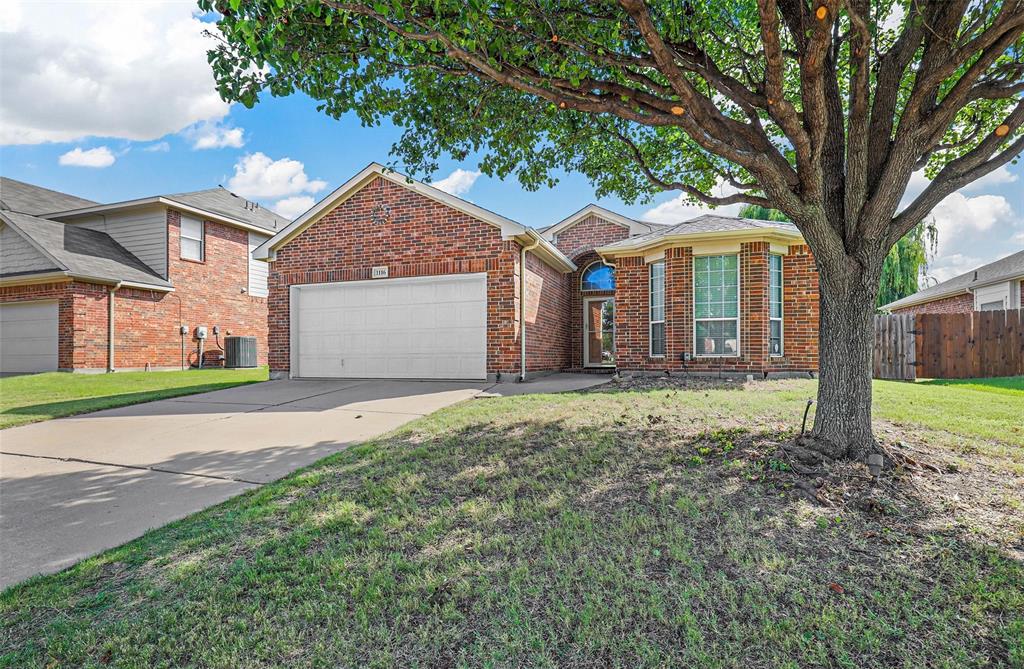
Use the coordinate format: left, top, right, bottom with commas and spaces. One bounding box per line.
0, 301, 59, 374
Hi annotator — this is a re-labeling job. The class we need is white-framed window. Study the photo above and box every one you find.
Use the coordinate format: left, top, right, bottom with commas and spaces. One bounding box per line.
694, 254, 739, 356
980, 300, 1004, 311
649, 261, 665, 357
581, 261, 615, 291
769, 254, 783, 356
180, 216, 204, 261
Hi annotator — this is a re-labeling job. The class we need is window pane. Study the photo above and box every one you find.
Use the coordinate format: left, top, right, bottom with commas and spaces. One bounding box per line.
181, 237, 202, 261
649, 263, 665, 322
181, 217, 203, 240
722, 255, 738, 271
651, 322, 665, 356
694, 256, 709, 273
695, 319, 738, 355
770, 320, 783, 356
582, 263, 615, 291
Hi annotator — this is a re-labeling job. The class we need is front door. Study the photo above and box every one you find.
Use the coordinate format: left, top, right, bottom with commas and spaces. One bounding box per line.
584, 298, 615, 367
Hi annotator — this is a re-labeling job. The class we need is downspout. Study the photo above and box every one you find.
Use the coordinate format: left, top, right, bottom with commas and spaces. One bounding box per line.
519, 235, 541, 382
108, 282, 122, 373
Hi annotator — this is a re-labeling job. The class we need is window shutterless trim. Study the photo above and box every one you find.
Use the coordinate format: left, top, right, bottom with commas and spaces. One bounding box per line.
693, 253, 741, 357
649, 261, 665, 357
180, 216, 205, 262
770, 253, 784, 357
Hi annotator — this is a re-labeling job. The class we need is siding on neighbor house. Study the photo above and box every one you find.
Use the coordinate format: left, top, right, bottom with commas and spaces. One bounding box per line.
266, 175, 532, 377
248, 232, 270, 297
70, 205, 169, 277
0, 223, 57, 274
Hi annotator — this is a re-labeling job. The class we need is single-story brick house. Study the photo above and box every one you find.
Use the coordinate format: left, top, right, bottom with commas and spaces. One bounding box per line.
881, 249, 1024, 315
0, 177, 283, 373
254, 163, 820, 381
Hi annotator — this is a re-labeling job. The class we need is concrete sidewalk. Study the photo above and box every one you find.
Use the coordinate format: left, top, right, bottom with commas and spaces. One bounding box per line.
0, 374, 607, 588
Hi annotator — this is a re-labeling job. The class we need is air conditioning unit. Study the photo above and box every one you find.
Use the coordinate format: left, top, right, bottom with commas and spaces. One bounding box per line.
224, 336, 258, 368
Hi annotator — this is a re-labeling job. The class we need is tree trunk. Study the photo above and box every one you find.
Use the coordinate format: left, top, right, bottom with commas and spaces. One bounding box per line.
810, 262, 881, 461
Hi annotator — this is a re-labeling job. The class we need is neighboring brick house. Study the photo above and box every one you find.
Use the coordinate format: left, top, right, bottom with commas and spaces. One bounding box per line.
255, 163, 821, 381
0, 177, 282, 373
882, 249, 1024, 316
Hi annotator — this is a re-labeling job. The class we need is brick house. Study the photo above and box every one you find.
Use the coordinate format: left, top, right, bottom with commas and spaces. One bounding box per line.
0, 177, 282, 373
255, 163, 820, 381
881, 249, 1024, 315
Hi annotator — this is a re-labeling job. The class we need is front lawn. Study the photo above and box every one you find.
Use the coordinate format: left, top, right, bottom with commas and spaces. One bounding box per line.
0, 368, 269, 429
2, 377, 1022, 668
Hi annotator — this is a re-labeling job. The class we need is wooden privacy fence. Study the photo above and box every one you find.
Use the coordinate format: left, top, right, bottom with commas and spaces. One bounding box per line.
873, 309, 1024, 380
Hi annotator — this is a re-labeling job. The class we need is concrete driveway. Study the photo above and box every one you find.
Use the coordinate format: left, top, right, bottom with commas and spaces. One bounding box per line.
0, 374, 607, 589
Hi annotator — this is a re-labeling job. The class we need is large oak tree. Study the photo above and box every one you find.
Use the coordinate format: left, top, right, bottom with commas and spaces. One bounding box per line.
202, 0, 1024, 460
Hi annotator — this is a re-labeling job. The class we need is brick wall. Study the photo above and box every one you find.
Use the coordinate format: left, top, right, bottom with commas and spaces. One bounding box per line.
267, 175, 527, 376
614, 243, 819, 374
890, 292, 974, 316
100, 211, 268, 370
768, 244, 819, 372
522, 251, 571, 372
555, 215, 632, 368
551, 215, 631, 259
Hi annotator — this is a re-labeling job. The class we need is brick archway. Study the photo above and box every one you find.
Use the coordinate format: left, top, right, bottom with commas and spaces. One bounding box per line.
569, 250, 616, 368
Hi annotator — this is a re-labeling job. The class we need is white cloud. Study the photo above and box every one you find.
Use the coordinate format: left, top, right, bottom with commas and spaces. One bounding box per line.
960, 165, 1018, 193
143, 141, 170, 153
272, 196, 316, 220
227, 152, 327, 200
1, 1, 230, 144
431, 169, 481, 197
58, 146, 115, 168
924, 192, 1019, 282
642, 180, 744, 223
188, 122, 245, 150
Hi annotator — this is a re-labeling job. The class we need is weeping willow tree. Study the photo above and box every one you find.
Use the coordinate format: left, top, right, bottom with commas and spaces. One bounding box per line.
739, 205, 936, 306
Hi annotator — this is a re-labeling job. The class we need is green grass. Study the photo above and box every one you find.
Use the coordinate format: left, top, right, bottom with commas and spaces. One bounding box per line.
1, 377, 1022, 668
0, 368, 269, 429
873, 376, 1024, 447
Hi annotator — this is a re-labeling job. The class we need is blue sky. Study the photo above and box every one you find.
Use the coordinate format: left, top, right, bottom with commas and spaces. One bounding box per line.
1, 1, 1021, 284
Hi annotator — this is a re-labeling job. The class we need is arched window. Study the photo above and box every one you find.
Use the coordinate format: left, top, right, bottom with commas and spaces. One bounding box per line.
581, 262, 615, 291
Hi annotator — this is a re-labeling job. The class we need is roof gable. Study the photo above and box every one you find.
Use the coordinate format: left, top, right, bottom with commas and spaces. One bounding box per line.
254, 162, 575, 272
542, 204, 661, 240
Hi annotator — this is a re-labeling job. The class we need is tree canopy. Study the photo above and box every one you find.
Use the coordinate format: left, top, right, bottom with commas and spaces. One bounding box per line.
203, 0, 1024, 458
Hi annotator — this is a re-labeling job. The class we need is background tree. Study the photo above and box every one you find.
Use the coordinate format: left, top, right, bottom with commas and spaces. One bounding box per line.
203, 0, 1024, 460
739, 204, 935, 307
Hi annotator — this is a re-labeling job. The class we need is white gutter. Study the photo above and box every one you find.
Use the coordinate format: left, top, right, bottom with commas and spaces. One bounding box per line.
519, 237, 541, 382
108, 282, 122, 372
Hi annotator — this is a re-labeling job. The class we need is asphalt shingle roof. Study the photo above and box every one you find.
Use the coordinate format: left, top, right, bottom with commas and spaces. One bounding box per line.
166, 188, 287, 233
0, 211, 171, 288
882, 249, 1024, 310
0, 177, 98, 216
599, 213, 799, 250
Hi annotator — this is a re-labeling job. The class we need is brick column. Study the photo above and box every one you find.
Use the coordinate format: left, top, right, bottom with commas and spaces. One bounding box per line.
613, 255, 647, 369
741, 242, 770, 371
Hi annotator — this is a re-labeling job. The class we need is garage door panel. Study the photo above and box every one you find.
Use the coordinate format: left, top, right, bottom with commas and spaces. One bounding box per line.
1, 301, 59, 374
294, 274, 487, 380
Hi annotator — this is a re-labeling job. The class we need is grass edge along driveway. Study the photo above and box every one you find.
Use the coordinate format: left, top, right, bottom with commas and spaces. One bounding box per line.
0, 367, 269, 430
2, 376, 1021, 668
